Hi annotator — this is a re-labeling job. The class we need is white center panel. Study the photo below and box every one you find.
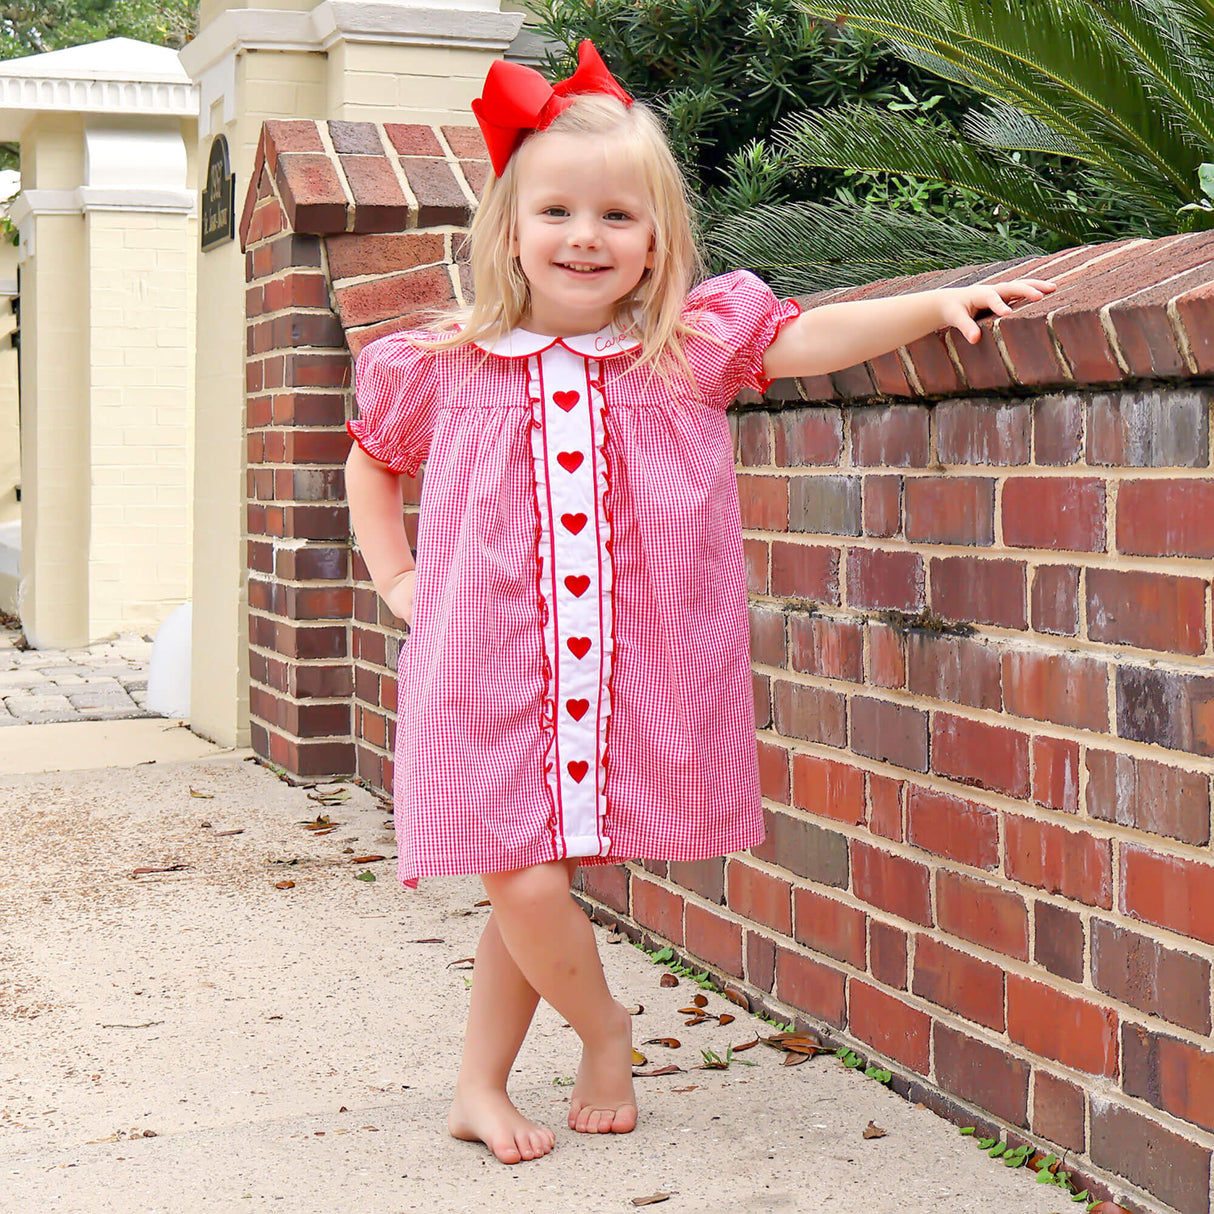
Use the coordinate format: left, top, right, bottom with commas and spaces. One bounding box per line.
528, 345, 613, 857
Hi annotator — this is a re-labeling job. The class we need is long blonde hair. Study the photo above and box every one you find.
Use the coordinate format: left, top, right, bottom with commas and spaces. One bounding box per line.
424, 94, 703, 372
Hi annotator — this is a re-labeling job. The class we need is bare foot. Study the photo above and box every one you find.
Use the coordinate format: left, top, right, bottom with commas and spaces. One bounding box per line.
569, 1000, 638, 1134
448, 1084, 556, 1164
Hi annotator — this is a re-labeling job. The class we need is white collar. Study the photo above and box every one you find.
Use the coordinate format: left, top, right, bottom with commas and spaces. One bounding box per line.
472, 321, 642, 360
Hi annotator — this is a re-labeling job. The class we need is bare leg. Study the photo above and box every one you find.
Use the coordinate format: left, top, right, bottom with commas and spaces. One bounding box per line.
482, 859, 636, 1135
446, 858, 578, 1162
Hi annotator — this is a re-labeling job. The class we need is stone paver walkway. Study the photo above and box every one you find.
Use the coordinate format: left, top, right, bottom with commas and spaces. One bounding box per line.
0, 616, 156, 727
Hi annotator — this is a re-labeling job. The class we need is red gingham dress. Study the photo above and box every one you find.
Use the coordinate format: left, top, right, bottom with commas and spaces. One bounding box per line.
348, 270, 800, 888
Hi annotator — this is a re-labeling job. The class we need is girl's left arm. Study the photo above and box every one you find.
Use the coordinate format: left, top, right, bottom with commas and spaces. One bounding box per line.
761, 278, 1056, 381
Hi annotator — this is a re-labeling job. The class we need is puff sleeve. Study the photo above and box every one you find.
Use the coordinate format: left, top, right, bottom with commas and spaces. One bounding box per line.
347, 334, 440, 477
681, 270, 802, 408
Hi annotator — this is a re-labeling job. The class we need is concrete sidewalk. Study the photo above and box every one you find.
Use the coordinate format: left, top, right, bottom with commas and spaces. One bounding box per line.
0, 723, 1072, 1214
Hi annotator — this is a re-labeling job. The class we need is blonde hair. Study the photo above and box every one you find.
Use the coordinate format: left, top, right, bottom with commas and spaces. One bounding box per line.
422, 94, 703, 373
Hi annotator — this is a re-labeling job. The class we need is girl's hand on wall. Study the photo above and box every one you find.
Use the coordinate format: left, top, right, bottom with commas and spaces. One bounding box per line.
383, 569, 417, 627
938, 278, 1057, 344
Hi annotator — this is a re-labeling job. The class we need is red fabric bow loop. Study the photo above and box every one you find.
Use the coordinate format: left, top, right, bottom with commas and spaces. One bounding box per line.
472, 40, 633, 177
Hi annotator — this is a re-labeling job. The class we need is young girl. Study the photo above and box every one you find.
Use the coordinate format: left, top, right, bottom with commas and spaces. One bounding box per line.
345, 42, 1055, 1167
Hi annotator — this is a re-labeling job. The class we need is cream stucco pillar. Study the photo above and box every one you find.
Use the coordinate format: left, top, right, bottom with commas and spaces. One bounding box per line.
11, 116, 90, 646
179, 0, 522, 747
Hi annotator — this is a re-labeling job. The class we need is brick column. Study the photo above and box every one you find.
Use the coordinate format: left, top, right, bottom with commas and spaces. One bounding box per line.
239, 118, 485, 780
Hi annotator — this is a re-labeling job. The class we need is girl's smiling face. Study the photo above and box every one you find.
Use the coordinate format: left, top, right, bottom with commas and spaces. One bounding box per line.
511, 131, 655, 337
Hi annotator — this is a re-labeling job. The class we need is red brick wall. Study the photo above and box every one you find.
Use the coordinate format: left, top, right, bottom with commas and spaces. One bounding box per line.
242, 130, 1214, 1214
240, 119, 484, 780
578, 240, 1214, 1214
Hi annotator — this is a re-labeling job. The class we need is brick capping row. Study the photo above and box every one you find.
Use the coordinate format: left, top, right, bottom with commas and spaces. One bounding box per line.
242, 118, 1214, 1214
756, 230, 1214, 403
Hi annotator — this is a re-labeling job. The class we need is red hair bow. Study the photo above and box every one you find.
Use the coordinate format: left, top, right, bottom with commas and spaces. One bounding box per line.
472, 40, 633, 177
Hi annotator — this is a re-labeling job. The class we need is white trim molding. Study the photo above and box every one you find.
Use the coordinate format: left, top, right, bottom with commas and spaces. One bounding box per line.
0, 74, 198, 118
12, 186, 195, 221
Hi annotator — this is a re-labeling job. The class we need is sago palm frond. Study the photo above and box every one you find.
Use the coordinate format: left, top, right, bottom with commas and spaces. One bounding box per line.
799, 0, 1206, 202
1083, 0, 1214, 149
777, 106, 1095, 241
707, 199, 1045, 294
960, 101, 1091, 158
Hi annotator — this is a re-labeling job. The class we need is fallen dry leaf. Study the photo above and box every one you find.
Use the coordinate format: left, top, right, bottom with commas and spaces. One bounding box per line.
447, 957, 475, 969
607, 930, 623, 944
659, 973, 679, 988
274, 880, 295, 890
731, 1036, 760, 1052
131, 864, 190, 877
474, 899, 491, 907
760, 1030, 827, 1056
642, 1038, 681, 1049
349, 855, 386, 864
723, 989, 751, 1010
631, 1195, 670, 1207
782, 1052, 809, 1067
633, 1065, 682, 1077
863, 1121, 887, 1139
625, 1004, 644, 1015
631, 1048, 648, 1066
410, 938, 444, 944
677, 1006, 702, 1015
684, 1015, 712, 1026
308, 788, 349, 805
672, 1085, 698, 1093
718, 1014, 735, 1026
189, 788, 214, 799
692, 993, 708, 1008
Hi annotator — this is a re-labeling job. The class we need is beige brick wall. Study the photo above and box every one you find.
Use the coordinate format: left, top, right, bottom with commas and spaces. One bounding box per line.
327, 43, 495, 121
86, 209, 195, 636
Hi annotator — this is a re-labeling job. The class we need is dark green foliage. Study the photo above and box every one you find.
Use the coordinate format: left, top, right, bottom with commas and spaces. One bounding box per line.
0, 0, 196, 59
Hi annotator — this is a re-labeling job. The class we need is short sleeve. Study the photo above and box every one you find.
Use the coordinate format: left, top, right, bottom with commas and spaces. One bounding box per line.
681, 270, 801, 407
347, 333, 440, 477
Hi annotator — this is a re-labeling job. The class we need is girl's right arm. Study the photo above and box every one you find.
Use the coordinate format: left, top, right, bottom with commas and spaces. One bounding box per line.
345, 443, 417, 625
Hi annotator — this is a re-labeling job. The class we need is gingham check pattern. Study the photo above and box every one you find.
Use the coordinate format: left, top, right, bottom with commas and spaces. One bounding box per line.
349, 270, 801, 887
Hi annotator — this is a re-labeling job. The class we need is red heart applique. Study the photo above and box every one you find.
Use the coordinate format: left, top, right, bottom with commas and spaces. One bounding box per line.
553, 390, 579, 412
566, 698, 589, 721
561, 512, 587, 535
565, 575, 590, 597
567, 760, 589, 783
557, 451, 584, 474
567, 636, 592, 659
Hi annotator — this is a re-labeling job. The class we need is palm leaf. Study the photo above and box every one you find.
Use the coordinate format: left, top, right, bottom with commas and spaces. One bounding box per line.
960, 101, 1091, 158
1082, 0, 1214, 152
708, 198, 1045, 294
777, 106, 1095, 240
799, 0, 1201, 199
